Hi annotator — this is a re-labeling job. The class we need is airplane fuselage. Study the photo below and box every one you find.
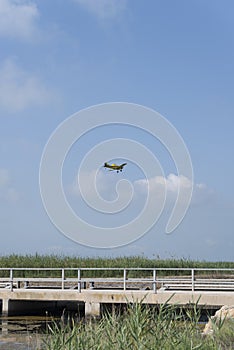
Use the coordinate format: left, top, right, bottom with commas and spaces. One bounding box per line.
104, 162, 127, 172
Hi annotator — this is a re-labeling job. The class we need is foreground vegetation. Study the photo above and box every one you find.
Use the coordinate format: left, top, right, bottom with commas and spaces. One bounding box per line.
43, 302, 234, 350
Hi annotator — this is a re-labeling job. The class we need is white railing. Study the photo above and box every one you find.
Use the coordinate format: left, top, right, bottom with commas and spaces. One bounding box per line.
0, 267, 234, 293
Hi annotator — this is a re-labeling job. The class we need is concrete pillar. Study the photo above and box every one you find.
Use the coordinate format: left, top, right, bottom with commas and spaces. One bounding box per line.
85, 301, 100, 319
2, 299, 9, 316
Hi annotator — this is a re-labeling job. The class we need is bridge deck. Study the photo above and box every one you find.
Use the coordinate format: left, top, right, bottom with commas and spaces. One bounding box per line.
0, 267, 233, 316
0, 288, 233, 311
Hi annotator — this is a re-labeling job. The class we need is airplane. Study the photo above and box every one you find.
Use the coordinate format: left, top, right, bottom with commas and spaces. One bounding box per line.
103, 162, 127, 173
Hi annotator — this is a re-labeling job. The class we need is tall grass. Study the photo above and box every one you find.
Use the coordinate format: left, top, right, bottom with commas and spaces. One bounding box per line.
0, 254, 234, 269
43, 301, 234, 350
0, 254, 232, 268
0, 254, 233, 278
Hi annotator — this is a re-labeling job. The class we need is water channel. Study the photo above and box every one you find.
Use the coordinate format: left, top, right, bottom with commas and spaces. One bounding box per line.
0, 303, 83, 349
0, 315, 50, 349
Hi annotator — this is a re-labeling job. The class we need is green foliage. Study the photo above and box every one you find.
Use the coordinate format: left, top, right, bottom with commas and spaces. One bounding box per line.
0, 254, 233, 280
0, 254, 234, 269
42, 301, 234, 350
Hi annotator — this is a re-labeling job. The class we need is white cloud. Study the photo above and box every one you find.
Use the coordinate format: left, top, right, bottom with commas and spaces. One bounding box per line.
135, 173, 195, 193
0, 0, 39, 40
0, 59, 52, 112
69, 172, 209, 206
74, 0, 127, 19
166, 174, 192, 192
135, 173, 209, 204
69, 172, 194, 199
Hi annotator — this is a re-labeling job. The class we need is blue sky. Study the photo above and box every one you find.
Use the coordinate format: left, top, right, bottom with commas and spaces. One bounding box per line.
0, 0, 233, 260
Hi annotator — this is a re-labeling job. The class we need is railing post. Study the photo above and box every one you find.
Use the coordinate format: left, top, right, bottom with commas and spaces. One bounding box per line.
153, 269, 157, 293
78, 269, 81, 293
61, 269, 65, 290
191, 269, 194, 292
10, 269, 13, 292
123, 269, 127, 290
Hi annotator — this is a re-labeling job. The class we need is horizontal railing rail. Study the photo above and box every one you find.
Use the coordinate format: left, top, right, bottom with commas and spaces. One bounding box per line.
0, 268, 234, 293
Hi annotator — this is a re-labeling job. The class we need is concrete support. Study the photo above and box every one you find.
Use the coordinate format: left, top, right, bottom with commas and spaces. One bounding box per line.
2, 298, 9, 316
85, 301, 100, 319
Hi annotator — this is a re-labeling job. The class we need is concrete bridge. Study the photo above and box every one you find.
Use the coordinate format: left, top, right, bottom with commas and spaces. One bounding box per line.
0, 267, 234, 318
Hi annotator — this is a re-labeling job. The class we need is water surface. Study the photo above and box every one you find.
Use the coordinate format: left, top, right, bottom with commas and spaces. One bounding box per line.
0, 315, 54, 349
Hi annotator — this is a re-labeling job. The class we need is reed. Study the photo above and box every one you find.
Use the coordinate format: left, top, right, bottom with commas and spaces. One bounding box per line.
0, 254, 233, 278
0, 254, 233, 268
43, 301, 234, 350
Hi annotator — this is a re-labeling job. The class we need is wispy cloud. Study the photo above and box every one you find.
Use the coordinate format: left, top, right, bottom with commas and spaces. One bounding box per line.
0, 59, 52, 112
69, 172, 207, 201
135, 174, 193, 194
0, 0, 39, 40
67, 171, 212, 216
74, 0, 127, 20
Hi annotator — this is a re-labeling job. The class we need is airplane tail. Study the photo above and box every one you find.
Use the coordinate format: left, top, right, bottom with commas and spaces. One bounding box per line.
104, 162, 108, 167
